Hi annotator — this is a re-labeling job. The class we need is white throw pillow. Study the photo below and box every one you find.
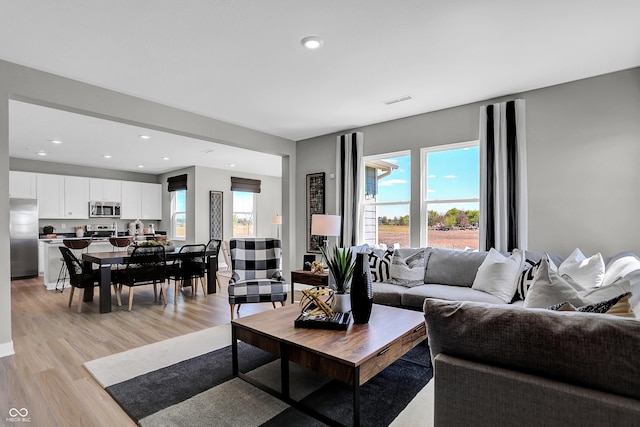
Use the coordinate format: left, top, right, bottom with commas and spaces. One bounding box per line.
557, 248, 605, 289
472, 248, 524, 303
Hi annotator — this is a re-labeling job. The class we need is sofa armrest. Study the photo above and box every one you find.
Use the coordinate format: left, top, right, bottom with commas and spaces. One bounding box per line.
435, 354, 640, 427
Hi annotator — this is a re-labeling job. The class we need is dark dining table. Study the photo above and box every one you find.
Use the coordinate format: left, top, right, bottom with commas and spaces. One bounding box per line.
82, 248, 218, 313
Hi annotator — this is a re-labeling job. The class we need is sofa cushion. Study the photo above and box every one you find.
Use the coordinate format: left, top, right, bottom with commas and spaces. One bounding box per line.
389, 248, 427, 287
424, 298, 640, 401
472, 248, 524, 303
424, 248, 487, 287
403, 284, 504, 309
371, 281, 406, 306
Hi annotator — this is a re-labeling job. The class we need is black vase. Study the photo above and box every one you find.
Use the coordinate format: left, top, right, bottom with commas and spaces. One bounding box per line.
350, 252, 373, 324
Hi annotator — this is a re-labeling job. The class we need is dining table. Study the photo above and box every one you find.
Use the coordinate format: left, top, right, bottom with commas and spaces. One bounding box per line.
81, 247, 218, 313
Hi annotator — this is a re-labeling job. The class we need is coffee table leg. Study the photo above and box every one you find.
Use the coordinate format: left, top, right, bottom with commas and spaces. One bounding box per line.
280, 343, 290, 399
353, 367, 361, 427
231, 326, 238, 376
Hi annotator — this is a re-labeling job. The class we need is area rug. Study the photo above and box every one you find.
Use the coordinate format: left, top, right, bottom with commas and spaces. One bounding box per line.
84, 324, 434, 426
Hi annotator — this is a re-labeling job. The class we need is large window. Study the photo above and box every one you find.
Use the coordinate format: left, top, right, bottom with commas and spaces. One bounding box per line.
172, 189, 186, 240
363, 152, 411, 248
232, 191, 255, 237
421, 141, 479, 250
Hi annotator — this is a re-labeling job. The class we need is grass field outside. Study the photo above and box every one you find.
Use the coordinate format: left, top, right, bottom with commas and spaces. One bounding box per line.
377, 224, 479, 250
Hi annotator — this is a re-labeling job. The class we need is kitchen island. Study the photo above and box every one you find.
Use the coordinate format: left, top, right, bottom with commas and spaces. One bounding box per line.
42, 238, 114, 290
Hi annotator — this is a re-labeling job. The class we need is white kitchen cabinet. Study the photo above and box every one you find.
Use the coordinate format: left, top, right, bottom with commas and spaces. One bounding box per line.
89, 178, 121, 202
121, 181, 162, 220
9, 171, 37, 199
120, 180, 141, 219
37, 174, 89, 219
37, 174, 64, 218
140, 182, 162, 220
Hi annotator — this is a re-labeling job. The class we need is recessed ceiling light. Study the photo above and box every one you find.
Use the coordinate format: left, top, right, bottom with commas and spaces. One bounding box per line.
137, 165, 144, 168
139, 135, 151, 140
301, 36, 323, 50
228, 163, 236, 167
50, 139, 62, 144
37, 151, 47, 156
103, 154, 112, 159
161, 156, 170, 160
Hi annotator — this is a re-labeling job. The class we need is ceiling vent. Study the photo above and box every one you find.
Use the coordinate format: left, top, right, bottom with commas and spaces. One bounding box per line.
382, 95, 413, 105
201, 148, 216, 154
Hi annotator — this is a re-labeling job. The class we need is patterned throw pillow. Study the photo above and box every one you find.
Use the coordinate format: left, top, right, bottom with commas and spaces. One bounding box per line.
389, 248, 426, 287
515, 258, 540, 300
547, 292, 635, 318
368, 249, 393, 282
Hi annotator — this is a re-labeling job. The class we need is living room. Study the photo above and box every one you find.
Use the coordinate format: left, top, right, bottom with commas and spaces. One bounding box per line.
2, 2, 640, 426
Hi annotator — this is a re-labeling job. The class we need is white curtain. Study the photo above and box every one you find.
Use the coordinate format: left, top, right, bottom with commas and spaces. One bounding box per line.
336, 132, 364, 247
479, 100, 528, 252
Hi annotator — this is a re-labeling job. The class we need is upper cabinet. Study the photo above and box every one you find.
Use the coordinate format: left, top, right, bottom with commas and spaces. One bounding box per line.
9, 171, 37, 199
89, 178, 122, 202
37, 174, 89, 219
120, 181, 162, 220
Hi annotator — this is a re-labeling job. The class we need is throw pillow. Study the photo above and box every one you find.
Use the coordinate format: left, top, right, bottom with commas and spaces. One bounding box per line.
471, 248, 524, 303
547, 292, 635, 318
557, 248, 605, 289
524, 258, 632, 309
368, 249, 393, 282
389, 248, 425, 287
515, 258, 541, 300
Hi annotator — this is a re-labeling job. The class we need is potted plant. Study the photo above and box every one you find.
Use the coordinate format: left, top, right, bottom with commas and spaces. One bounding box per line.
321, 246, 355, 313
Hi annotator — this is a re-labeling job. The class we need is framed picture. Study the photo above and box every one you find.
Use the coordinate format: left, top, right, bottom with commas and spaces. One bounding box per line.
306, 172, 325, 253
209, 191, 223, 240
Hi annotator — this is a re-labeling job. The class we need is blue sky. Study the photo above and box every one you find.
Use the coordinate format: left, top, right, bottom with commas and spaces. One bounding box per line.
373, 146, 479, 219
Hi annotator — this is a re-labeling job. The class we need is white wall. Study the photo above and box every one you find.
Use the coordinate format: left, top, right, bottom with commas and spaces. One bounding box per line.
295, 68, 640, 269
0, 59, 297, 357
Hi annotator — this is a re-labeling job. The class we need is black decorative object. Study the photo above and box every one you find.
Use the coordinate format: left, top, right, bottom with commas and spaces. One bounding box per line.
306, 172, 325, 253
350, 252, 373, 324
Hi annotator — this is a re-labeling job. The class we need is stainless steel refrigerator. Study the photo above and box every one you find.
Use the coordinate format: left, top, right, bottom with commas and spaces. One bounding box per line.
10, 198, 39, 279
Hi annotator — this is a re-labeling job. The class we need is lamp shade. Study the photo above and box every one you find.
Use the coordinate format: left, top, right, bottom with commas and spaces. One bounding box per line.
271, 215, 282, 225
311, 214, 341, 237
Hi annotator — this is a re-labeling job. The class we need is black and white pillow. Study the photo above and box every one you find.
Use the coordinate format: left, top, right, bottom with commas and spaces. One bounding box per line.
515, 258, 540, 300
368, 249, 393, 282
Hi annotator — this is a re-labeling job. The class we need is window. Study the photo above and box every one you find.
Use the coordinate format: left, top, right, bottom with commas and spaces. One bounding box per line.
233, 191, 255, 237
172, 189, 186, 240
421, 141, 479, 250
363, 152, 411, 248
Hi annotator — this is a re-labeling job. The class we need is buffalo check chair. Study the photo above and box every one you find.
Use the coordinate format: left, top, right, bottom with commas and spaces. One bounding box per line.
224, 238, 287, 319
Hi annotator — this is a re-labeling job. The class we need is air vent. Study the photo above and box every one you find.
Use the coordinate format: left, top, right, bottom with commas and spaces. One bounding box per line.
382, 95, 413, 105
201, 149, 215, 154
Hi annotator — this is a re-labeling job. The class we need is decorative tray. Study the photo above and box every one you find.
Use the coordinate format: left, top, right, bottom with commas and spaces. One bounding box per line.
294, 311, 351, 330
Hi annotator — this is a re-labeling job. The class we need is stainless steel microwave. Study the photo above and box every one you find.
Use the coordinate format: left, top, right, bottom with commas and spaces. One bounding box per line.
89, 201, 121, 218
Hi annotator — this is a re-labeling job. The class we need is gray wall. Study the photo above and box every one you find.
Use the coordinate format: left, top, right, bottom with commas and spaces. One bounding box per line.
295, 68, 640, 269
0, 59, 296, 357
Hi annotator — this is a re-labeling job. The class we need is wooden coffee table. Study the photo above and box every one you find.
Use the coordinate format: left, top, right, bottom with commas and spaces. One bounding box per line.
231, 303, 427, 426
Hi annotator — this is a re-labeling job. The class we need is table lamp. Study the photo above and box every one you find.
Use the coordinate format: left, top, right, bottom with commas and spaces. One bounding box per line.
271, 214, 282, 239
311, 214, 341, 251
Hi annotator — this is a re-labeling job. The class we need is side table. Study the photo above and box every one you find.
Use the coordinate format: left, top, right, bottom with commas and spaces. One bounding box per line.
290, 269, 329, 303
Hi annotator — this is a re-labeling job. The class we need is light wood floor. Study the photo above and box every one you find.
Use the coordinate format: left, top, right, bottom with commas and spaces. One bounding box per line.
1, 273, 276, 427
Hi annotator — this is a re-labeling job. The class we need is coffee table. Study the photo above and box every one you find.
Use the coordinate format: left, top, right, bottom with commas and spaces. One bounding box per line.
231, 303, 427, 426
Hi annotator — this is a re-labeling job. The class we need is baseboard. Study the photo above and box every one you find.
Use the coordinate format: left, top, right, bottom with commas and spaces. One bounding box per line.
0, 340, 15, 358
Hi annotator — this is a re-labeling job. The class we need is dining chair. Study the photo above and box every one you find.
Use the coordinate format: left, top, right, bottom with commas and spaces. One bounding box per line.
56, 238, 92, 292
205, 239, 222, 290
59, 246, 102, 313
225, 238, 287, 319
166, 244, 207, 304
114, 245, 168, 311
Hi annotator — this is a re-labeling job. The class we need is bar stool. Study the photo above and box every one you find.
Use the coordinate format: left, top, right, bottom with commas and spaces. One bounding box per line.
109, 236, 133, 251
56, 238, 92, 292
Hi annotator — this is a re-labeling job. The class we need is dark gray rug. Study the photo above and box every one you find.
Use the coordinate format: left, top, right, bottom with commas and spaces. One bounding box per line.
105, 341, 432, 426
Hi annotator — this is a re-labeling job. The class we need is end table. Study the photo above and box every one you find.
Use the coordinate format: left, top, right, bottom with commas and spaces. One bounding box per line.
290, 269, 329, 303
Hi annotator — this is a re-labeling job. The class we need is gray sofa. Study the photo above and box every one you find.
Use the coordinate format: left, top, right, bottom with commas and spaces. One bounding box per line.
423, 298, 640, 426
371, 247, 640, 312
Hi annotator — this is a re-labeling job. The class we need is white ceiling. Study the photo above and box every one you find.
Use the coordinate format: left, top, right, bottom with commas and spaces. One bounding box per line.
2, 0, 640, 174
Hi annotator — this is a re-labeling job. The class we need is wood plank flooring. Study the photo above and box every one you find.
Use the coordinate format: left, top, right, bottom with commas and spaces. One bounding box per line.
1, 273, 275, 427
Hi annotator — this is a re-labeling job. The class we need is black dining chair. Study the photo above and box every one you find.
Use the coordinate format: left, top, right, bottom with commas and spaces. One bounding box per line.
59, 246, 102, 313
56, 238, 92, 292
205, 239, 222, 291
167, 244, 207, 304
114, 245, 168, 311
